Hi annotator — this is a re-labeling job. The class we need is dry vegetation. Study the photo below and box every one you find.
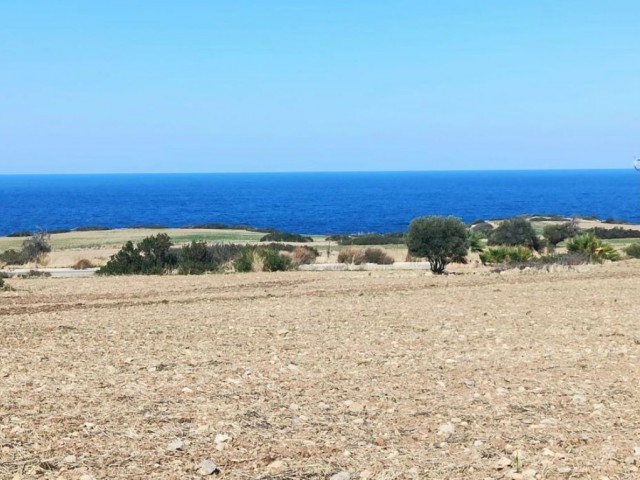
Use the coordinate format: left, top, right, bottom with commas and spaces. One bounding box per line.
2, 263, 640, 479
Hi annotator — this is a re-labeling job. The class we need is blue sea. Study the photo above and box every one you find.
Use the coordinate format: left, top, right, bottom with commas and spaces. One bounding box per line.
1, 170, 639, 236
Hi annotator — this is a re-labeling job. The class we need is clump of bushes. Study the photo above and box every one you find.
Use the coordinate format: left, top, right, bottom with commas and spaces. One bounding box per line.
565, 233, 620, 263
0, 231, 52, 266
480, 246, 533, 265
327, 233, 405, 245
0, 249, 26, 265
587, 227, 640, 240
260, 231, 313, 243
625, 243, 640, 259
488, 217, 543, 252
177, 242, 242, 274
337, 247, 394, 265
234, 246, 292, 272
543, 222, 579, 248
362, 247, 394, 264
98, 233, 177, 275
337, 247, 366, 265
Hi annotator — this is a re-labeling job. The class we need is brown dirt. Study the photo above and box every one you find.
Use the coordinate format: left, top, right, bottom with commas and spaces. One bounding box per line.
2, 264, 640, 479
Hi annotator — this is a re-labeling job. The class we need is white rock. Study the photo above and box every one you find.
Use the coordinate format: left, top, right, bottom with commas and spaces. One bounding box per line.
558, 466, 573, 474
331, 472, 351, 480
214, 433, 231, 444
63, 455, 76, 463
572, 394, 587, 404
437, 422, 456, 436
168, 439, 184, 451
495, 457, 512, 470
197, 459, 218, 475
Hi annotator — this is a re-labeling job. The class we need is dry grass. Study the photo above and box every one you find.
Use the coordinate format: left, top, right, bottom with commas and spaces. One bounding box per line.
2, 264, 640, 479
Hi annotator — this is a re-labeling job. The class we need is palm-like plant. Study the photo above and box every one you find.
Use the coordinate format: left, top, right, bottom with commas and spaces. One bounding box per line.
565, 233, 620, 263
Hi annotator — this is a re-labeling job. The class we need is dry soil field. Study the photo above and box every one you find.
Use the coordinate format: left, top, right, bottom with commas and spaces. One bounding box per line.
2, 264, 640, 479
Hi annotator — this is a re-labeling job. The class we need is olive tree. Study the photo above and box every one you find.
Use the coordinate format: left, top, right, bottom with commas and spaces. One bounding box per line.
406, 216, 469, 274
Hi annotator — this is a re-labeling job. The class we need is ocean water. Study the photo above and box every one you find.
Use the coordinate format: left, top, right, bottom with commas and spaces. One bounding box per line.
1, 170, 639, 236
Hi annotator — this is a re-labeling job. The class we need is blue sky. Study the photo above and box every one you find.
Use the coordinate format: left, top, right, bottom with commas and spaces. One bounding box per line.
1, 1, 638, 174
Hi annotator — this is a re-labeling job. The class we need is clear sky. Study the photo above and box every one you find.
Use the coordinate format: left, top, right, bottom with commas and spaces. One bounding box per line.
1, 1, 638, 174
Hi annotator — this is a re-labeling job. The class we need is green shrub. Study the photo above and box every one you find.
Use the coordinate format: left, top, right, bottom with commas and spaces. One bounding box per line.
260, 231, 313, 243
543, 222, 579, 247
480, 246, 533, 265
98, 234, 177, 275
178, 242, 243, 274
586, 227, 640, 239
233, 246, 292, 272
327, 233, 405, 245
488, 217, 542, 251
624, 243, 640, 259
0, 249, 27, 265
566, 233, 620, 263
7, 230, 32, 237
362, 247, 394, 265
261, 249, 292, 271
406, 216, 469, 274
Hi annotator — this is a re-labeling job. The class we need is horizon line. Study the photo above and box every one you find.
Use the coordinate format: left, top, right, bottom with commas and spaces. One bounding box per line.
0, 167, 634, 176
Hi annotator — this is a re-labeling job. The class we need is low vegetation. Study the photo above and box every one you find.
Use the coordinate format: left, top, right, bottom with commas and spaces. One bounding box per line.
337, 247, 394, 265
259, 231, 313, 243
72, 259, 95, 270
488, 217, 543, 252
98, 234, 177, 275
327, 233, 405, 245
177, 242, 242, 274
479, 246, 533, 265
565, 233, 620, 263
543, 221, 579, 248
0, 231, 52, 266
625, 243, 640, 259
586, 227, 640, 240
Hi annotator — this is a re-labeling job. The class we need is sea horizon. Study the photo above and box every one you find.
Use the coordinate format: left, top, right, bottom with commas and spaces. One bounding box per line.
2, 169, 639, 235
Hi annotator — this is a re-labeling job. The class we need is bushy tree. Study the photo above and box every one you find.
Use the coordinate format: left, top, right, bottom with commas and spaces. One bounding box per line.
406, 216, 469, 274
488, 217, 542, 251
22, 230, 52, 264
543, 222, 578, 247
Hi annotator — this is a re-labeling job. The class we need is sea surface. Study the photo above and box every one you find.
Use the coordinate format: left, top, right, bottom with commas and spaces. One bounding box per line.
1, 170, 639, 236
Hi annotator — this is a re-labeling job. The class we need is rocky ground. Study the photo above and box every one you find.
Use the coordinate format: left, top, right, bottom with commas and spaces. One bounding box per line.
2, 263, 640, 479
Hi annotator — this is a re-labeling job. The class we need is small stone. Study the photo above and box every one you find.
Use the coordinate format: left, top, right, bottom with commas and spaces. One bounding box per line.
522, 469, 537, 479
168, 439, 184, 451
331, 472, 351, 480
542, 447, 554, 456
438, 423, 456, 436
277, 329, 289, 336
80, 475, 96, 480
541, 417, 558, 425
267, 460, 285, 471
63, 455, 76, 463
182, 387, 193, 394
214, 433, 231, 444
634, 446, 640, 456
495, 457, 512, 470
572, 394, 587, 404
558, 466, 573, 474
197, 459, 219, 476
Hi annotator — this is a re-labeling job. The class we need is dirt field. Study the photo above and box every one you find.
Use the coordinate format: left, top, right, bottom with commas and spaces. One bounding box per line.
2, 264, 640, 479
